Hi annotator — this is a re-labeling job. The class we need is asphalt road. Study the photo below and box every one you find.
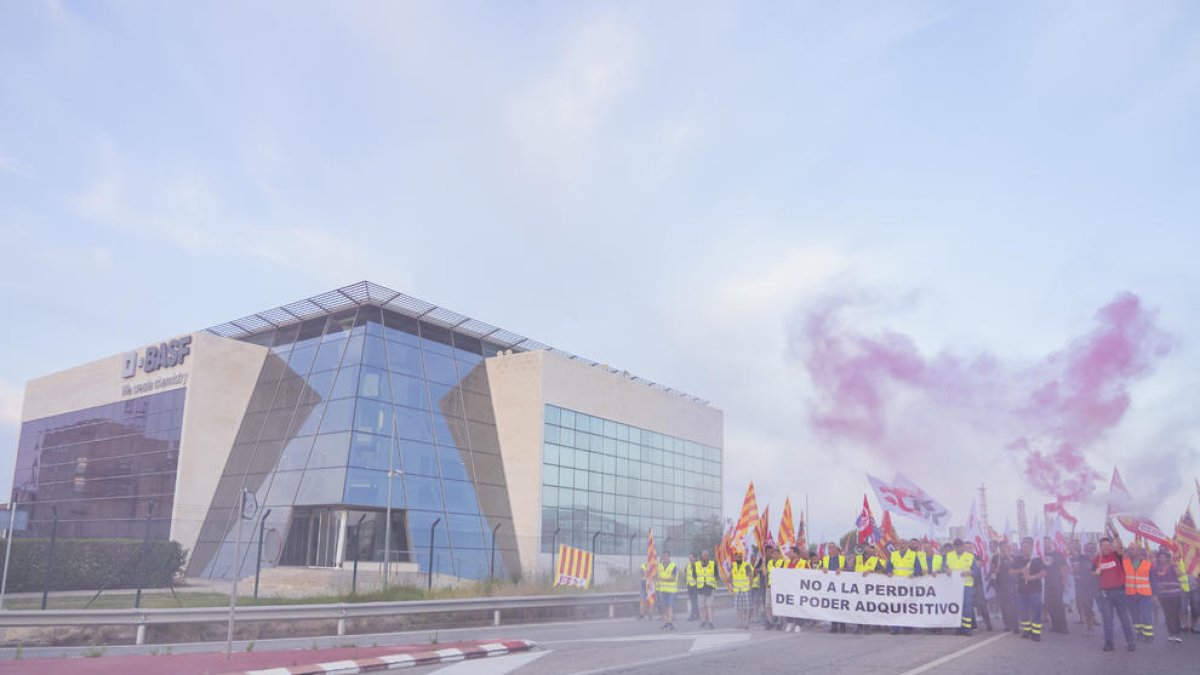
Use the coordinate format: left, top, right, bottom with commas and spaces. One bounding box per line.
3, 607, 1197, 674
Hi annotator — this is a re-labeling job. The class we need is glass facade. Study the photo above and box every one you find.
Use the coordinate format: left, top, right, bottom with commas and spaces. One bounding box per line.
12, 388, 185, 540
190, 306, 517, 581
540, 405, 721, 556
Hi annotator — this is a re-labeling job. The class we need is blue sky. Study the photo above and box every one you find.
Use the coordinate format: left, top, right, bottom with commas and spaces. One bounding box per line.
2, 1, 1198, 541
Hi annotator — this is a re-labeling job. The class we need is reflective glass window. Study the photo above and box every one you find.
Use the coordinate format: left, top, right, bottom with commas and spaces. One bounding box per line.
402, 440, 439, 476
330, 366, 360, 400
318, 398, 355, 434
358, 366, 390, 401
394, 406, 434, 443
295, 467, 347, 504
423, 352, 458, 385
387, 343, 423, 377
391, 373, 429, 409
354, 399, 392, 436
307, 432, 351, 469
406, 476, 444, 510
311, 339, 347, 373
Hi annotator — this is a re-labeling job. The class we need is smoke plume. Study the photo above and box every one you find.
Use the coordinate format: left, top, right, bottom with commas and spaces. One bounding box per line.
791, 291, 1173, 501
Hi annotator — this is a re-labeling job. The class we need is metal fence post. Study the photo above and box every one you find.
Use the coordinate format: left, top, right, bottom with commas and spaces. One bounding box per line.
40, 506, 59, 611
427, 518, 441, 592
253, 508, 273, 599
489, 522, 502, 581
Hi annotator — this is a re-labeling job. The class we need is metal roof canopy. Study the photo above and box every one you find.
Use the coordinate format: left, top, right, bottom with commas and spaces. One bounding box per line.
204, 281, 710, 405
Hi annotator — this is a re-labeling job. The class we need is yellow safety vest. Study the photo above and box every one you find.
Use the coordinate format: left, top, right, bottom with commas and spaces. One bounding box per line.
855, 554, 878, 572
891, 549, 917, 577
822, 555, 846, 570
731, 561, 751, 592
790, 559, 810, 569
1179, 561, 1192, 593
945, 550, 974, 587
657, 561, 678, 593
686, 561, 697, 588
768, 558, 787, 584
1123, 559, 1151, 596
694, 560, 717, 589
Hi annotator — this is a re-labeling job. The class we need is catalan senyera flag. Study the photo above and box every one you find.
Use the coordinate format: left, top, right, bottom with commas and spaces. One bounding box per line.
754, 504, 771, 554
644, 527, 659, 607
1178, 511, 1200, 578
554, 544, 594, 589
877, 510, 899, 558
733, 482, 760, 549
778, 498, 796, 552
715, 522, 735, 590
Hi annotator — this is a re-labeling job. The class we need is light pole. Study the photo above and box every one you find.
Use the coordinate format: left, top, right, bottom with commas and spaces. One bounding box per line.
382, 437, 403, 590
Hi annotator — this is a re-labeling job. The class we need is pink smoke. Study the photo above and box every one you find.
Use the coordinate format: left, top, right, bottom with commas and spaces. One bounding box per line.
792, 292, 1172, 501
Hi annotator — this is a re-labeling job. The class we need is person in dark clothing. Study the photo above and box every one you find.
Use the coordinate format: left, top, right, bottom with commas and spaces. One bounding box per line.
1071, 541, 1099, 634
1150, 549, 1185, 643
1044, 547, 1069, 634
1010, 537, 1046, 642
972, 559, 993, 631
991, 541, 1019, 633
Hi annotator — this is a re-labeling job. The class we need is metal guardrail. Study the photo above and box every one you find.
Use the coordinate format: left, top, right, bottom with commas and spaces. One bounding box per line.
0, 591, 648, 645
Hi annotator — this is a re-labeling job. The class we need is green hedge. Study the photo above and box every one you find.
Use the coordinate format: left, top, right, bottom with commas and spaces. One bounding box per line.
0, 538, 187, 593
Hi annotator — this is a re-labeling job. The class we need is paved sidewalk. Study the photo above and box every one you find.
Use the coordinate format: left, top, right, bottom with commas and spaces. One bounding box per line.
0, 639, 535, 675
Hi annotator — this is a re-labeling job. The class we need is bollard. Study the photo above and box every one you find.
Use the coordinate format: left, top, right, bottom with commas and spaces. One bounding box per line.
338, 617, 346, 636
609, 604, 615, 619
135, 623, 146, 646
493, 609, 501, 626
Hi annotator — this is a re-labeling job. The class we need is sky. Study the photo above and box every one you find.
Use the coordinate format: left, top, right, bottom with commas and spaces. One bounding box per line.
2, 1, 1199, 544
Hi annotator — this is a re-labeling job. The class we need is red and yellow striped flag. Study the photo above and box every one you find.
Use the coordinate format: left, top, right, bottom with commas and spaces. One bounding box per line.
553, 544, 594, 588
755, 504, 771, 554
1176, 511, 1200, 578
732, 481, 760, 549
644, 528, 659, 607
778, 498, 796, 552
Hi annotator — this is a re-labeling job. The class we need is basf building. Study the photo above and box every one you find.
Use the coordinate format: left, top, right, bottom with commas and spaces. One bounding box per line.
12, 282, 723, 584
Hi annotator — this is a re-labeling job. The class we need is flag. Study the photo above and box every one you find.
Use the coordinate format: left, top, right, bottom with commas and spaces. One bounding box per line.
817, 542, 826, 560
796, 510, 808, 554
778, 498, 796, 552
921, 535, 941, 553
868, 473, 951, 530
554, 544, 594, 588
1106, 468, 1136, 519
754, 505, 771, 554
644, 528, 659, 607
856, 494, 877, 545
879, 510, 899, 552
1175, 511, 1200, 578
733, 482, 760, 549
1117, 515, 1176, 551
715, 523, 733, 590
1043, 496, 1078, 527
966, 498, 990, 588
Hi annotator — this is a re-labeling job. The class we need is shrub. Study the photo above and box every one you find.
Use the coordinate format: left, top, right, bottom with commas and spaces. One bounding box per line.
0, 538, 187, 592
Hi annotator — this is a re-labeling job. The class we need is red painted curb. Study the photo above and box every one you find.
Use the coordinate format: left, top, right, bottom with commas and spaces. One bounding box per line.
220, 639, 537, 675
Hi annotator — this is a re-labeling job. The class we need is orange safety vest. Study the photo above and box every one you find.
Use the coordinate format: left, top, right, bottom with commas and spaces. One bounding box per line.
1122, 558, 1152, 596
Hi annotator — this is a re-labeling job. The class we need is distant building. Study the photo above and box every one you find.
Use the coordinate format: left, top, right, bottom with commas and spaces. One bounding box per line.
11, 282, 723, 583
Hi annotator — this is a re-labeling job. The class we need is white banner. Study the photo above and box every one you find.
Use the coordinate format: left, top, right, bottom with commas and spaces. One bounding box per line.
868, 473, 951, 531
770, 568, 966, 628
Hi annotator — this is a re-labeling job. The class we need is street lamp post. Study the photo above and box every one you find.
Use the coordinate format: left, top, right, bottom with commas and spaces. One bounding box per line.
628, 533, 637, 573
383, 432, 402, 589
253, 508, 274, 599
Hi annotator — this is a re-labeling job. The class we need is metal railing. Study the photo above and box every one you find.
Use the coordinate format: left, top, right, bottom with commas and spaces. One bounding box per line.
0, 591, 650, 646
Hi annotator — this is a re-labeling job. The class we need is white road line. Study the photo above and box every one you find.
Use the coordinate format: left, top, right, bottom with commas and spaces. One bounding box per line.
896, 632, 1009, 675
429, 650, 550, 674
688, 633, 750, 652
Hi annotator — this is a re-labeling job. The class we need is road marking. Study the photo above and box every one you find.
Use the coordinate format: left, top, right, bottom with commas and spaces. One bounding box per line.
568, 633, 789, 675
689, 633, 750, 652
430, 650, 550, 674
896, 632, 1009, 675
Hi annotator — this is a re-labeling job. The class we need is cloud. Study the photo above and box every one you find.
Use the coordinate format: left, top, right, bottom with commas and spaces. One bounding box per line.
506, 11, 641, 176
0, 156, 35, 181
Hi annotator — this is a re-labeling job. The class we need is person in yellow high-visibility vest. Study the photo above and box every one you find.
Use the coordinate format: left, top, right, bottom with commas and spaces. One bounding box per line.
656, 550, 679, 630
766, 546, 788, 630
730, 550, 752, 630
853, 546, 880, 634
685, 553, 700, 621
694, 549, 718, 629
889, 539, 919, 635
822, 542, 849, 634
946, 538, 977, 635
